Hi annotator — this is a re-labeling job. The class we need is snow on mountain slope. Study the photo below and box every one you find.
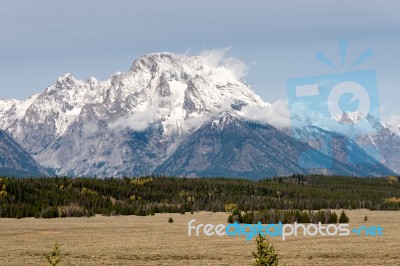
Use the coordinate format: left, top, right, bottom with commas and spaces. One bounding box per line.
106, 52, 271, 135
290, 110, 400, 174
2, 74, 110, 154
0, 94, 39, 129
0, 52, 271, 176
0, 51, 397, 177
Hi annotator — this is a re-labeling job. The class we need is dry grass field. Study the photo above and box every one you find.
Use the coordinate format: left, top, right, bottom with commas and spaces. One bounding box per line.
0, 210, 399, 265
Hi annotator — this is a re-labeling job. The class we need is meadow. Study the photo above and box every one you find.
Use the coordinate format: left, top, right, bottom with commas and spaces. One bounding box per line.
0, 210, 399, 265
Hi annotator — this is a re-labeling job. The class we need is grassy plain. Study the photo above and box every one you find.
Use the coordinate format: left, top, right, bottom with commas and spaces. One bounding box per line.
0, 210, 399, 265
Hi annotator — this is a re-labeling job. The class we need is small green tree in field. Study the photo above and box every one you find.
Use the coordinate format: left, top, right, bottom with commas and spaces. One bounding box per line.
43, 243, 63, 266
339, 210, 350, 223
168, 217, 174, 223
252, 234, 282, 266
329, 211, 338, 224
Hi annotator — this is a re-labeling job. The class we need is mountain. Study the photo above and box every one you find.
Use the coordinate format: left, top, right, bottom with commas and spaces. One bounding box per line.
1, 53, 272, 177
290, 111, 400, 175
155, 113, 395, 178
292, 125, 395, 176
0, 130, 49, 177
350, 115, 400, 174
0, 52, 397, 178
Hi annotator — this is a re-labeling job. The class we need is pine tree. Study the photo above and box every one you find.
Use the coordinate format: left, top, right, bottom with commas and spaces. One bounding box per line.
252, 234, 281, 266
339, 210, 349, 223
329, 211, 338, 224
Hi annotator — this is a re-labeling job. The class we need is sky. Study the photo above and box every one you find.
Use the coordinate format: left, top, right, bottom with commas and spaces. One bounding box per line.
1, 0, 400, 120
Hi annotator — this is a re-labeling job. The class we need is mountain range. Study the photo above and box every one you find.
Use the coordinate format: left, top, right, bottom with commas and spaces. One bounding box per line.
0, 52, 398, 178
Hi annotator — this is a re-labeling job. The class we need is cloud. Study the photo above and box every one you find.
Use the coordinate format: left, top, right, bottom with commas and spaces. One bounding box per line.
266, 100, 292, 128
386, 113, 400, 137
240, 99, 291, 128
258, 98, 383, 137
183, 116, 209, 132
198, 47, 248, 80
108, 106, 158, 132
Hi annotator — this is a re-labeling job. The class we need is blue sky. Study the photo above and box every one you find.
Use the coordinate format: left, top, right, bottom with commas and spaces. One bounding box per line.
1, 0, 399, 120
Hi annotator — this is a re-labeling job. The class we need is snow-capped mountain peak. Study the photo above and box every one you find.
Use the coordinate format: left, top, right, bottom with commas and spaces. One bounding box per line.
0, 52, 272, 176
1, 52, 397, 178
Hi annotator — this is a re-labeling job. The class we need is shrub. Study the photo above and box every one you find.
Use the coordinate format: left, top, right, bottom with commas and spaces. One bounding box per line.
43, 243, 63, 266
387, 176, 398, 184
227, 214, 234, 223
168, 217, 174, 223
384, 197, 400, 203
58, 204, 87, 217
364, 215, 368, 222
224, 203, 238, 213
231, 208, 243, 223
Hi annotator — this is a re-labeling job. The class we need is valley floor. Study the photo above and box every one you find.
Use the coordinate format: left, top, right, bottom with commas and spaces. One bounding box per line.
0, 210, 399, 265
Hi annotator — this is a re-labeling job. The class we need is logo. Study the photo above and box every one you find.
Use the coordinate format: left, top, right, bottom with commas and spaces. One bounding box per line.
286, 40, 381, 168
187, 219, 384, 241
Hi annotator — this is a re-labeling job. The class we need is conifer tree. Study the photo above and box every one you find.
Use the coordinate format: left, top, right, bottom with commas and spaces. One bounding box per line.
252, 234, 282, 266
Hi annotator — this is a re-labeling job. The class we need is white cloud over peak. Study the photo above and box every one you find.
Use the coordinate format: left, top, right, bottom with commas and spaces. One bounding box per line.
198, 48, 248, 80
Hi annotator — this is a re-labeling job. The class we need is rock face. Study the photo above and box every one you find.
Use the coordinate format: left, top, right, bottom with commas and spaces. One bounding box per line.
0, 53, 397, 178
0, 130, 49, 177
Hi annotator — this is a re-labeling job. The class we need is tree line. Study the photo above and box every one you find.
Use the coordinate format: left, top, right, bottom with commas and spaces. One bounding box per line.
228, 208, 350, 224
0, 174, 398, 218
